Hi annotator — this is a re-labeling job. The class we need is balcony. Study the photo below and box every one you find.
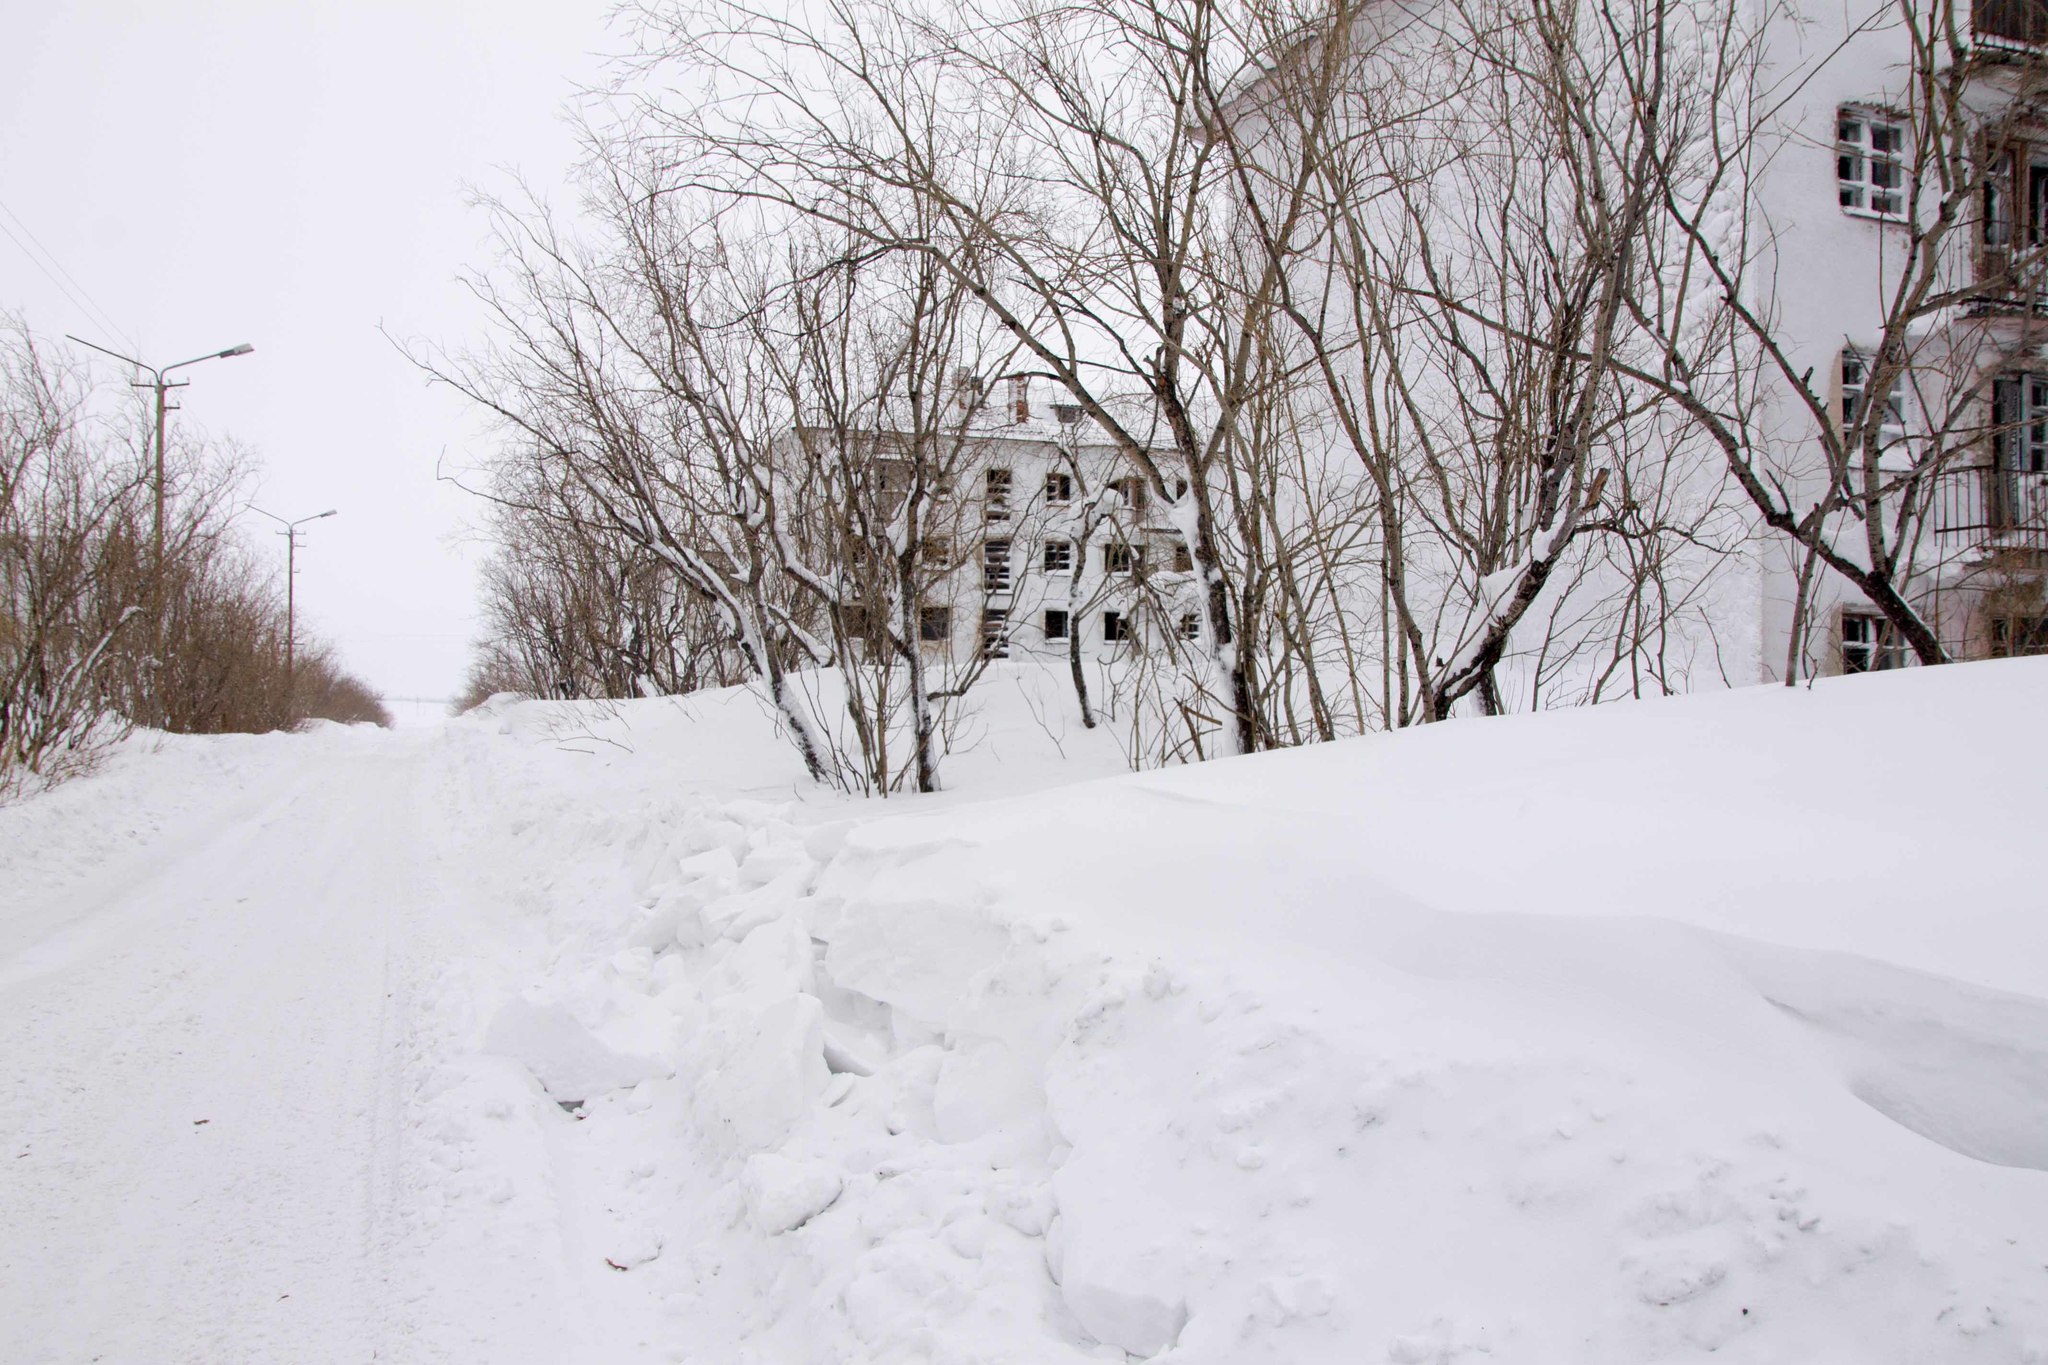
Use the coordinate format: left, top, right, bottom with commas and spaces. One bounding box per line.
1931, 464, 2048, 552
1977, 0, 2048, 49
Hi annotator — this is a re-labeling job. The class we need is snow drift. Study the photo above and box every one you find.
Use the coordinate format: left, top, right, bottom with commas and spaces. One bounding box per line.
430, 658, 2048, 1363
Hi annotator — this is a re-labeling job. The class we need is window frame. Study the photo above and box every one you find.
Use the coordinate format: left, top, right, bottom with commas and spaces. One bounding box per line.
918, 604, 953, 644
985, 467, 1013, 523
1991, 371, 2048, 475
1043, 608, 1070, 641
1840, 348, 1908, 451
1841, 610, 1908, 673
1042, 539, 1073, 575
1102, 609, 1129, 643
1108, 476, 1148, 515
1991, 613, 2048, 657
1838, 106, 1907, 221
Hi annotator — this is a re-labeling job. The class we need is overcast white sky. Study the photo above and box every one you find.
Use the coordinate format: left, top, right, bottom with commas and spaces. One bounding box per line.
1, 0, 620, 711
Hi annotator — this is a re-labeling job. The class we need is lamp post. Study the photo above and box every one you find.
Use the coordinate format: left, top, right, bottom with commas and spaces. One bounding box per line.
66, 336, 255, 576
250, 507, 337, 691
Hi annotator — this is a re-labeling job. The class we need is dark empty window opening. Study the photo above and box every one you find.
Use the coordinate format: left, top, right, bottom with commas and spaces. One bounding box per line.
1104, 542, 1143, 575
1841, 611, 1907, 673
1043, 608, 1070, 641
1991, 613, 2048, 657
919, 605, 952, 643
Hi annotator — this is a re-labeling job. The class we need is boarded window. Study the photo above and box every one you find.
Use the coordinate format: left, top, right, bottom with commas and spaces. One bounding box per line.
981, 607, 1010, 658
984, 539, 1012, 592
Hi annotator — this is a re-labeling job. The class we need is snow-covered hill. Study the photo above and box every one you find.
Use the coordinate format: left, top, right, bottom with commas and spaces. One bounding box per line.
4, 661, 2045, 1363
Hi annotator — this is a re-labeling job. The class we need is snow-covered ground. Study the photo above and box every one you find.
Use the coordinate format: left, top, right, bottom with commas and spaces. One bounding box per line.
3, 661, 2045, 1363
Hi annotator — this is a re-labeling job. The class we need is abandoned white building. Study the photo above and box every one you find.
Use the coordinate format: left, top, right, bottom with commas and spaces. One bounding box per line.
891, 377, 1204, 667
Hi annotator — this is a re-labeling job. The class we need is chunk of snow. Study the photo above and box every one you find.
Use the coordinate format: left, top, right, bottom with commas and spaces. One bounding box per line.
481, 994, 670, 1103
740, 1152, 843, 1233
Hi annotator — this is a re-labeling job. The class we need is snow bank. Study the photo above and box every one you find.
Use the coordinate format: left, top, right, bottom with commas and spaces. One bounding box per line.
409, 659, 2048, 1361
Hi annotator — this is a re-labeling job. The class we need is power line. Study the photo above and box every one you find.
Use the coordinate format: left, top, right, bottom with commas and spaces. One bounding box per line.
0, 196, 137, 351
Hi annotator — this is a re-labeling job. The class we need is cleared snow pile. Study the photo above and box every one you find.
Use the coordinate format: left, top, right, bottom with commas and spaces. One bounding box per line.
417, 660, 2048, 1364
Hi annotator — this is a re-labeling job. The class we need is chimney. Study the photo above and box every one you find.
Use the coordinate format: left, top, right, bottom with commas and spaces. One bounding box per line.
1010, 374, 1029, 424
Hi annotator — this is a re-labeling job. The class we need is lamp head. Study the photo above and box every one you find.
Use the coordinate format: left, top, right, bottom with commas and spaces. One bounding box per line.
218, 343, 255, 359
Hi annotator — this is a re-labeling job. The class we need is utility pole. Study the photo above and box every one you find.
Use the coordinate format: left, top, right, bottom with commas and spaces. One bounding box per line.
67, 337, 255, 576
251, 507, 338, 691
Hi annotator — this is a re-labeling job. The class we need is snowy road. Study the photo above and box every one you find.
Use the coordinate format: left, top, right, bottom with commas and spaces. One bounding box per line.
0, 735, 471, 1364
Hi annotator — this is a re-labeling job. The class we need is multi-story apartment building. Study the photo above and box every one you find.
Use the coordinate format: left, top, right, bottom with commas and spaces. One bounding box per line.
1749, 0, 2048, 675
908, 377, 1203, 667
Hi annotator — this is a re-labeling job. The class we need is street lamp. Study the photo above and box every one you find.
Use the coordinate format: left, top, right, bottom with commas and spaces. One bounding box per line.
249, 506, 337, 691
66, 336, 256, 576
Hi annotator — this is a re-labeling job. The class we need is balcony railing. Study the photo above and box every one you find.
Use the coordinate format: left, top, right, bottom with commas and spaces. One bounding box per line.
1977, 0, 2048, 47
1931, 464, 2048, 551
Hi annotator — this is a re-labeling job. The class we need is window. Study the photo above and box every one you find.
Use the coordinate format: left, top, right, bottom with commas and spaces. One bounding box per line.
1179, 611, 1200, 641
1043, 608, 1070, 641
1171, 542, 1194, 573
1045, 471, 1073, 505
983, 539, 1012, 593
875, 458, 911, 494
1108, 476, 1148, 514
985, 467, 1013, 522
1103, 610, 1129, 642
1838, 108, 1905, 218
919, 605, 952, 643
1840, 350, 1906, 448
1992, 372, 2048, 475
919, 536, 952, 567
1986, 152, 2014, 254
1991, 614, 2048, 656
981, 607, 1010, 658
1980, 149, 2048, 293
1053, 402, 1084, 426
1842, 612, 1907, 673
1043, 540, 1073, 574
1104, 542, 1144, 575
